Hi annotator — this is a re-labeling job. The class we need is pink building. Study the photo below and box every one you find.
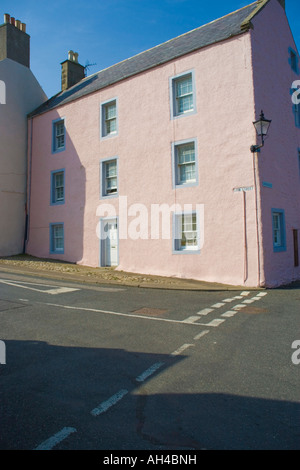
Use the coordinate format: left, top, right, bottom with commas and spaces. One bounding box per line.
26, 0, 300, 287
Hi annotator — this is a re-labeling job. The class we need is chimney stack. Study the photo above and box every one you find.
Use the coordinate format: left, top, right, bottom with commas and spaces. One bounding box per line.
0, 13, 30, 67
61, 50, 85, 92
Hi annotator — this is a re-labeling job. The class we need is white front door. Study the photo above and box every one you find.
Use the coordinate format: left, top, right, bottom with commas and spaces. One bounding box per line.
103, 219, 118, 266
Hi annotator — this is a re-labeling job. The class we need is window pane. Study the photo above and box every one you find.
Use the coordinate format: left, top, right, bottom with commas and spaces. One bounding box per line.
55, 173, 63, 187
54, 121, 65, 150
56, 122, 64, 136
53, 172, 64, 202
104, 160, 117, 194
107, 177, 117, 191
106, 118, 117, 134
177, 143, 196, 184
273, 213, 282, 246
174, 74, 194, 115
178, 144, 195, 163
52, 225, 64, 251
106, 161, 117, 177
178, 95, 193, 113
178, 214, 198, 250
176, 77, 192, 97
105, 103, 116, 120
291, 51, 297, 72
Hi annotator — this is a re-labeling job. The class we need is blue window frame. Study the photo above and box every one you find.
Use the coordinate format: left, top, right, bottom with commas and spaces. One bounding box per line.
172, 139, 198, 188
51, 169, 65, 205
170, 70, 196, 119
272, 209, 286, 252
52, 118, 65, 153
50, 223, 64, 254
289, 47, 299, 74
100, 157, 119, 198
100, 98, 118, 139
293, 103, 300, 128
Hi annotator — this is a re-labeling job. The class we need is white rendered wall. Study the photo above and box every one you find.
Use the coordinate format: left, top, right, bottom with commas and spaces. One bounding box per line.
0, 58, 47, 256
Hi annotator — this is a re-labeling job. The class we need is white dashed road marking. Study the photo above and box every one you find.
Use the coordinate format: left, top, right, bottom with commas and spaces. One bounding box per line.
136, 362, 165, 382
197, 308, 214, 316
33, 289, 268, 450
170, 344, 194, 356
91, 389, 129, 416
205, 319, 226, 327
183, 316, 202, 324
232, 304, 247, 310
34, 427, 77, 450
193, 330, 210, 340
221, 311, 237, 317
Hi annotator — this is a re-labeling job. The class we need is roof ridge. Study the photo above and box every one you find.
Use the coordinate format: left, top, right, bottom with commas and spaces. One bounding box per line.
84, 1, 258, 83
28, 1, 260, 117
241, 0, 270, 30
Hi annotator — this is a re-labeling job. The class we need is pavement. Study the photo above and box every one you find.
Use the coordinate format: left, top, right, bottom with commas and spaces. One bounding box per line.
0, 254, 261, 292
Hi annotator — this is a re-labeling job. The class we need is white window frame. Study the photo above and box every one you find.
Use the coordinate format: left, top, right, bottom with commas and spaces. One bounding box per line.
51, 169, 65, 205
173, 212, 200, 254
100, 98, 118, 139
52, 118, 65, 153
50, 223, 64, 254
100, 157, 119, 198
170, 70, 196, 119
272, 209, 286, 252
172, 138, 198, 188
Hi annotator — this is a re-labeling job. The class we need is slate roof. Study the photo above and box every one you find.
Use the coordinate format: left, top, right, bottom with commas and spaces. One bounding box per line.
29, 1, 260, 118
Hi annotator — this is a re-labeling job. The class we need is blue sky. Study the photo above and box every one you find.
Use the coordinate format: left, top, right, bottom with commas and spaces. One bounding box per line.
2, 0, 300, 98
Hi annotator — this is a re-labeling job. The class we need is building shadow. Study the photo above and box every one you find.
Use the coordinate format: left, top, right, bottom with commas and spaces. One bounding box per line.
0, 339, 299, 450
26, 110, 86, 264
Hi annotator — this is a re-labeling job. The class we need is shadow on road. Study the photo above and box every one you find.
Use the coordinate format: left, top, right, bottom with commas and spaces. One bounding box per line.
0, 339, 299, 450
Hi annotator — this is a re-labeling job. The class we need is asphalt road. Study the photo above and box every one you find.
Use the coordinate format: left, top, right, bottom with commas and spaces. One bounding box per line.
0, 270, 299, 451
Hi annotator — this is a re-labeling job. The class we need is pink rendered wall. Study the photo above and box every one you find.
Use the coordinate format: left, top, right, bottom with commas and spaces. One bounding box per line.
27, 30, 261, 286
251, 0, 300, 286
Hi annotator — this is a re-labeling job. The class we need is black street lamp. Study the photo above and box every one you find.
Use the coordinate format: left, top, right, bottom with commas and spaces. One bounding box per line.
250, 110, 272, 153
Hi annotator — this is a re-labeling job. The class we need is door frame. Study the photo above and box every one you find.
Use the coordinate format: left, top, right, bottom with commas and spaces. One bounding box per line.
99, 216, 119, 267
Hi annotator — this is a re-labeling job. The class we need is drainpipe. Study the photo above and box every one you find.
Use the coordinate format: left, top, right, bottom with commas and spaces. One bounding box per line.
243, 190, 248, 284
24, 117, 33, 253
252, 151, 263, 287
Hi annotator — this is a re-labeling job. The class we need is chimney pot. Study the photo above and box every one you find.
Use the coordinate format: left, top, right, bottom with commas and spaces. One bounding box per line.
20, 22, 26, 32
61, 51, 85, 91
0, 14, 30, 67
